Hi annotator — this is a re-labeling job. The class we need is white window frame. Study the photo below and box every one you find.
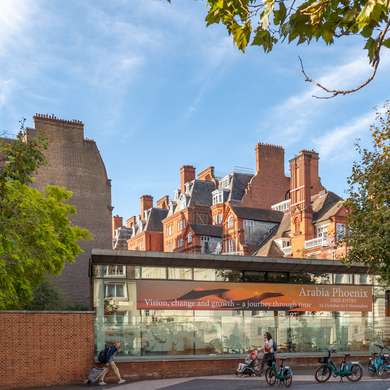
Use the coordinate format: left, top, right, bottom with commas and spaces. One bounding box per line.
188, 232, 193, 244
103, 265, 126, 278
316, 223, 329, 238
104, 282, 127, 299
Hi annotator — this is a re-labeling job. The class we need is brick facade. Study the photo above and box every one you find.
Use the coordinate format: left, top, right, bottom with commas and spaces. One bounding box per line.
0, 311, 94, 389
27, 114, 112, 306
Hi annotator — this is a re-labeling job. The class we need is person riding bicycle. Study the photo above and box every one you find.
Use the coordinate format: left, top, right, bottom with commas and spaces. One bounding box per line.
260, 332, 275, 374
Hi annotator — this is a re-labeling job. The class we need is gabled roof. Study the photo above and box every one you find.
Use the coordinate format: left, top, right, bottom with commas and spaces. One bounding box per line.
255, 190, 345, 257
229, 172, 253, 203
188, 180, 216, 207
145, 208, 169, 232
189, 224, 222, 237
231, 206, 283, 223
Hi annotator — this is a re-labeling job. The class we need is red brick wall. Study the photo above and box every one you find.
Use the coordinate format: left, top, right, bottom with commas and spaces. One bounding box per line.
112, 354, 369, 382
0, 311, 94, 390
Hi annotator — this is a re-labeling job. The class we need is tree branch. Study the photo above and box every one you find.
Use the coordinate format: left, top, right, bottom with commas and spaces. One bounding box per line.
298, 20, 390, 99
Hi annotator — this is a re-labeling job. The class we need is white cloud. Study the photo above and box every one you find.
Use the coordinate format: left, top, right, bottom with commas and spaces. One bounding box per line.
313, 110, 374, 159
259, 50, 390, 146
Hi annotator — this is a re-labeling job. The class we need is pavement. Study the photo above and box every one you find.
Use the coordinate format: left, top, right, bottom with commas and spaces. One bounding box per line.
27, 372, 390, 390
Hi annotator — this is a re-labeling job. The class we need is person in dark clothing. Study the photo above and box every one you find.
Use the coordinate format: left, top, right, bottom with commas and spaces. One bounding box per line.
99, 341, 125, 386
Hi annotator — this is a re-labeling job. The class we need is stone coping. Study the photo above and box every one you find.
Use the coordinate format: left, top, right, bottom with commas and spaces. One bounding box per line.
109, 351, 370, 363
0, 310, 95, 314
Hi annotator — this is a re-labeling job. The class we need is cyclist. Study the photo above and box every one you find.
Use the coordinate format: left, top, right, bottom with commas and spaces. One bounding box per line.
260, 332, 275, 374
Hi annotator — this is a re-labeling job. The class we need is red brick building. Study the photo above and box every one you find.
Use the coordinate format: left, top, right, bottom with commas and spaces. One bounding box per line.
114, 143, 347, 260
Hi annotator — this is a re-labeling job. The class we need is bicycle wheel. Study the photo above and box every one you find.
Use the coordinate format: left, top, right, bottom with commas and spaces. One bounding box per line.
347, 364, 363, 382
265, 367, 276, 385
314, 365, 331, 383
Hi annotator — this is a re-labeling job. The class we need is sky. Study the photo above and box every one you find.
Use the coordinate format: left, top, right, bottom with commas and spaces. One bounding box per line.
1, 0, 389, 219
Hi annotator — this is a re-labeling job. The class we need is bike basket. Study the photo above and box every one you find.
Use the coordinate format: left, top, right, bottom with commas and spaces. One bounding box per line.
319, 357, 328, 363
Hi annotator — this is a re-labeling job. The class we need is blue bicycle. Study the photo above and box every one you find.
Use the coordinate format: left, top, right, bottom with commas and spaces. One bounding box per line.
368, 343, 390, 376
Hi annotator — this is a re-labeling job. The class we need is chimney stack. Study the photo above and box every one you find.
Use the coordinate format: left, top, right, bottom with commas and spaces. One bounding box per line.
157, 195, 169, 210
112, 215, 123, 238
140, 195, 153, 217
289, 150, 322, 257
180, 165, 196, 193
255, 143, 285, 176
197, 166, 215, 182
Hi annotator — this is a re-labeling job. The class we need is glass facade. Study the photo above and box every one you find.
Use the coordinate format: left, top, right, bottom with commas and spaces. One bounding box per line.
93, 264, 388, 359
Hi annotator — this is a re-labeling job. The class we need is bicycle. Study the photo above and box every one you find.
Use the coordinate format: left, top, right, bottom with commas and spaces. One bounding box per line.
368, 343, 390, 376
314, 348, 363, 383
265, 357, 293, 387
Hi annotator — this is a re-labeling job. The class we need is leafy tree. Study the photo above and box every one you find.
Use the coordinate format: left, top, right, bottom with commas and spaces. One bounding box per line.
344, 103, 390, 283
24, 279, 64, 311
0, 128, 91, 309
203, 0, 390, 97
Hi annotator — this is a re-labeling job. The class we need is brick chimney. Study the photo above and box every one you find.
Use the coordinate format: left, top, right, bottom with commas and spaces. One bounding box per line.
289, 150, 323, 257
157, 195, 169, 209
197, 166, 215, 182
241, 143, 290, 209
126, 216, 136, 229
140, 195, 153, 217
180, 165, 196, 193
112, 215, 123, 238
256, 143, 285, 176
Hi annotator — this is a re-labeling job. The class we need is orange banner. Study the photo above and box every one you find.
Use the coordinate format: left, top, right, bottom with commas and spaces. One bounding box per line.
136, 280, 372, 312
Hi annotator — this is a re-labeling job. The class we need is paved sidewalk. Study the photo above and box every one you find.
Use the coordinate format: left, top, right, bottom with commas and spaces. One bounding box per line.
28, 372, 390, 390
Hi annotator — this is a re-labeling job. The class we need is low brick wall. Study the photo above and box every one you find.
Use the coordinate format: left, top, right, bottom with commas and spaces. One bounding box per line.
107, 354, 369, 383
0, 311, 95, 390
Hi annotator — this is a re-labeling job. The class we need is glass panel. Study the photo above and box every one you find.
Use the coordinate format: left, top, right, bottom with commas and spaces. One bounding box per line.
141, 267, 167, 279
194, 268, 216, 281
168, 268, 192, 280
267, 272, 289, 282
244, 271, 266, 282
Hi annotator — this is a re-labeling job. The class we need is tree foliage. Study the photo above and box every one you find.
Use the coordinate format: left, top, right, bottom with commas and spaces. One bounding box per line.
344, 103, 390, 283
204, 0, 390, 97
0, 130, 91, 309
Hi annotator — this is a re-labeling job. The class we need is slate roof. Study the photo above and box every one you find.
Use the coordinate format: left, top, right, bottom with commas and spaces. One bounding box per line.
189, 224, 223, 237
229, 172, 253, 203
145, 208, 169, 232
188, 180, 216, 207
231, 206, 284, 223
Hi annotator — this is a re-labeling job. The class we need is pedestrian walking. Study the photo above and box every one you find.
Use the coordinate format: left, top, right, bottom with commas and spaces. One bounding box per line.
98, 341, 126, 386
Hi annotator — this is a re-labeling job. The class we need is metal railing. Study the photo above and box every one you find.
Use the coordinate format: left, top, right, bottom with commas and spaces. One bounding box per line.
304, 237, 329, 249
271, 199, 291, 212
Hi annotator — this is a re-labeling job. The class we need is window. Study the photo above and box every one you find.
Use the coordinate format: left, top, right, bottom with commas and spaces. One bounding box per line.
188, 232, 193, 244
194, 268, 217, 281
166, 224, 173, 236
316, 224, 328, 238
227, 215, 234, 229
177, 238, 184, 248
177, 219, 186, 231
104, 283, 126, 298
213, 213, 223, 225
103, 265, 126, 277
336, 223, 346, 241
224, 238, 235, 253
212, 190, 224, 205
168, 268, 192, 280
141, 267, 167, 279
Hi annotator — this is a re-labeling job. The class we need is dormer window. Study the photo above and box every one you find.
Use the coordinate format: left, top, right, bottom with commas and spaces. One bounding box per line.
212, 190, 224, 205
227, 215, 234, 229
220, 175, 231, 189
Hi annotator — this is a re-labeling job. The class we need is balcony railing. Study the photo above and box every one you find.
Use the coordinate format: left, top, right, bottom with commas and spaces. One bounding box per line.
271, 199, 291, 213
304, 237, 329, 249
281, 246, 292, 256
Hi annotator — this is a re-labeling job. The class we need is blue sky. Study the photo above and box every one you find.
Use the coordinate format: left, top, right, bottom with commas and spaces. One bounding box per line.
1, 0, 389, 219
